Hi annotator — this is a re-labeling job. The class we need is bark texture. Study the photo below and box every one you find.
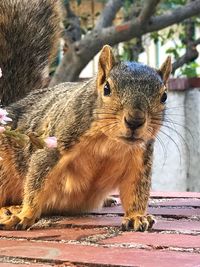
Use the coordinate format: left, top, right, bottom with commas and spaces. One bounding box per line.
50, 0, 200, 85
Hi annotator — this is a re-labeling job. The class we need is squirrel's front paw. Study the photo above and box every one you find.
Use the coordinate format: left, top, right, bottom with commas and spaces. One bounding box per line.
0, 206, 37, 230
121, 214, 155, 232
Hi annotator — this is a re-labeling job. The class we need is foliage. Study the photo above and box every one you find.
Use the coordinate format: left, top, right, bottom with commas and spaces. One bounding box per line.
180, 62, 199, 78
54, 0, 200, 83
121, 0, 200, 77
68, 0, 199, 77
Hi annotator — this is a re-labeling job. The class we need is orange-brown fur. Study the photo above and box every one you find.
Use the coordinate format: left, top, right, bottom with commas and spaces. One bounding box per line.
0, 127, 145, 229
0, 148, 23, 207
0, 13, 172, 231
43, 131, 143, 214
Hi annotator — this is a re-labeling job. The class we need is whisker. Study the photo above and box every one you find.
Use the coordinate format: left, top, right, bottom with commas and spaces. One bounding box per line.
153, 119, 190, 166
97, 122, 118, 133
162, 119, 191, 167
95, 117, 118, 121
151, 114, 193, 137
93, 112, 117, 116
150, 120, 182, 164
164, 113, 185, 117
152, 117, 194, 150
147, 128, 167, 167
104, 123, 119, 134
94, 107, 119, 113
165, 105, 185, 110
158, 128, 182, 165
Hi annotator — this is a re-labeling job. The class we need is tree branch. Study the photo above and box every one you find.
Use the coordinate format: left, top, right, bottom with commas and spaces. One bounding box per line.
138, 0, 160, 24
51, 0, 200, 84
94, 0, 200, 47
172, 5, 199, 74
172, 38, 200, 73
64, 2, 81, 44
95, 0, 123, 30
148, 0, 200, 32
194, 37, 200, 46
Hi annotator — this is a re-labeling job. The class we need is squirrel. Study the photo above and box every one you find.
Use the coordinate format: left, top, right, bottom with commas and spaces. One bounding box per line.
0, 0, 62, 106
0, 0, 172, 231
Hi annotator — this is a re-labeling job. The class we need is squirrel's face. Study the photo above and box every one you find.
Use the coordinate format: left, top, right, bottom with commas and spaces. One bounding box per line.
95, 45, 172, 145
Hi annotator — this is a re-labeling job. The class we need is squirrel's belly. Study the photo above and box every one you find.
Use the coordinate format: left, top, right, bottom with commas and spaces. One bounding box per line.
43, 169, 118, 215
42, 137, 134, 215
43, 155, 128, 215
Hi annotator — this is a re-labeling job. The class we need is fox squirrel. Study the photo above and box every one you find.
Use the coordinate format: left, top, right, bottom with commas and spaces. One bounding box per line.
0, 0, 172, 231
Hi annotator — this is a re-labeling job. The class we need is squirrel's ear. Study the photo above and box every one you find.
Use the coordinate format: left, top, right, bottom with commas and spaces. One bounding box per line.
97, 45, 116, 87
158, 56, 172, 84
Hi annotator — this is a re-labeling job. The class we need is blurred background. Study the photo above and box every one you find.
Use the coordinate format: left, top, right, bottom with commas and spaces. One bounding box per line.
51, 0, 200, 192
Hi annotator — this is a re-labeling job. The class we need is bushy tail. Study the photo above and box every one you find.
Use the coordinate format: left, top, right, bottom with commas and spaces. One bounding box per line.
0, 0, 62, 106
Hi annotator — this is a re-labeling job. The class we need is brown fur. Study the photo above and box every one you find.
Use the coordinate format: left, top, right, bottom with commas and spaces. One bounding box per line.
0, 0, 62, 105
0, 6, 172, 231
43, 131, 139, 214
0, 147, 23, 207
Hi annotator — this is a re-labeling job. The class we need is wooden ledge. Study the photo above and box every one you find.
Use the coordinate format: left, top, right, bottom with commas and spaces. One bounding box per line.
168, 77, 200, 91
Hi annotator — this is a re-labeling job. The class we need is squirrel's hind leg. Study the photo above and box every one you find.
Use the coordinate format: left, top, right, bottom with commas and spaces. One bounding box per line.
0, 149, 60, 230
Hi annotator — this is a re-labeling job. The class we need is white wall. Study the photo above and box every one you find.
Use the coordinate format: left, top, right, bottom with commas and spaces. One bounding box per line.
152, 88, 200, 192
185, 89, 200, 191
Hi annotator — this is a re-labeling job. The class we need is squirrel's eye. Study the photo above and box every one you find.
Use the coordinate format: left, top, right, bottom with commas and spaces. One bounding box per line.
104, 82, 111, 96
161, 91, 167, 104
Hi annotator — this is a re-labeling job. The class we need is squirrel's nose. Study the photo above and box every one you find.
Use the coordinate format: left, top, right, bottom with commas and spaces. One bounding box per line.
124, 110, 146, 131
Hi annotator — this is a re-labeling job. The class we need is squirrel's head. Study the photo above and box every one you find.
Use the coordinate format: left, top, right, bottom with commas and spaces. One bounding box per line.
95, 45, 172, 145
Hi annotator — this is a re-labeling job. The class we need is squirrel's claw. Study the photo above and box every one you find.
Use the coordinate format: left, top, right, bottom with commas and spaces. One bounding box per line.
0, 215, 21, 230
0, 206, 36, 230
121, 214, 155, 232
103, 197, 118, 207
15, 216, 35, 230
0, 214, 36, 230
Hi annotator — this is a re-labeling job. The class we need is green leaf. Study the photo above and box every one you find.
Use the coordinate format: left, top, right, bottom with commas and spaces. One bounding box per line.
180, 62, 199, 77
